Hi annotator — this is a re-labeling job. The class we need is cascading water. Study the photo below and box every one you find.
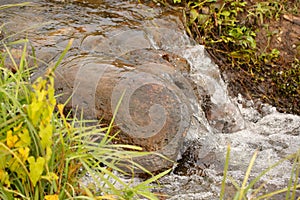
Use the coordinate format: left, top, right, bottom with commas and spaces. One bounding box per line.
1, 0, 300, 199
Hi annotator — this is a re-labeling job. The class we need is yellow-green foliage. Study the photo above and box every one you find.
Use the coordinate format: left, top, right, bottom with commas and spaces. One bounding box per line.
0, 38, 167, 200
28, 75, 56, 162
0, 58, 59, 198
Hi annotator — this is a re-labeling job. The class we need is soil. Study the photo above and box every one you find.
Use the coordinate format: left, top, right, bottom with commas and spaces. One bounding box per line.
162, 0, 299, 115
205, 1, 300, 115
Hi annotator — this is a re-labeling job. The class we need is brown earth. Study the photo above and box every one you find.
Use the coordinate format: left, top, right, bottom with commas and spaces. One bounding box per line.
216, 12, 300, 114
158, 0, 300, 115
205, 2, 300, 115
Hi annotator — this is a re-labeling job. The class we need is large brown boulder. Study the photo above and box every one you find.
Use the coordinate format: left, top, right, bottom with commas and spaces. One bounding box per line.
54, 49, 197, 173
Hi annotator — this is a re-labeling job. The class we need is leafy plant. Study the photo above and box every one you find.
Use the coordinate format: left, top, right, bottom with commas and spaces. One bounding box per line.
178, 0, 257, 62
171, 0, 300, 114
0, 21, 168, 200
248, 1, 282, 24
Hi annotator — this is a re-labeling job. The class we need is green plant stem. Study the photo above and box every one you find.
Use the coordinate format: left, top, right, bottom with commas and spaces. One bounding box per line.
220, 144, 230, 200
257, 184, 300, 200
239, 150, 258, 200
0, 142, 31, 186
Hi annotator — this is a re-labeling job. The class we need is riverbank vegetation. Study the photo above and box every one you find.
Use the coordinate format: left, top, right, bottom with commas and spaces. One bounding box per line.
1, 1, 299, 199
163, 0, 299, 115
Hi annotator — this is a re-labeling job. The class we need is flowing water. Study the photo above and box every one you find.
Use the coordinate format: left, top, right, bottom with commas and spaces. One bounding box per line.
1, 0, 300, 199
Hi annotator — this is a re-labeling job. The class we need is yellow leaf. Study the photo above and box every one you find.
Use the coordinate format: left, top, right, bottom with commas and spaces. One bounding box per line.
42, 172, 58, 182
28, 156, 45, 187
0, 169, 10, 187
15, 128, 31, 147
27, 75, 56, 129
27, 99, 42, 126
45, 194, 59, 200
13, 122, 23, 132
45, 146, 52, 162
17, 147, 30, 162
6, 130, 19, 148
39, 123, 53, 150
48, 79, 56, 106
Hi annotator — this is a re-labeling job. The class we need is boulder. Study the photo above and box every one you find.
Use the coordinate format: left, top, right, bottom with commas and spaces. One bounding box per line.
54, 49, 197, 173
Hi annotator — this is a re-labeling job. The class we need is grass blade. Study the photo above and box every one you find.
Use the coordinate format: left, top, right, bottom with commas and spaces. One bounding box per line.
239, 150, 258, 200
220, 144, 230, 200
0, 2, 31, 10
257, 184, 300, 200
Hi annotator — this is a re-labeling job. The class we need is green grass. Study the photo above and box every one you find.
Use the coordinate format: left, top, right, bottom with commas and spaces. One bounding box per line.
0, 30, 168, 200
220, 145, 300, 200
2, 1, 299, 199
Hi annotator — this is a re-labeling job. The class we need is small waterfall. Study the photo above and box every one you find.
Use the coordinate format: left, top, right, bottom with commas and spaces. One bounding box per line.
1, 0, 245, 172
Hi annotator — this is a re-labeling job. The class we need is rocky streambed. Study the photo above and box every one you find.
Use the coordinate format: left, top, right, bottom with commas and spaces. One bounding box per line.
158, 96, 300, 199
1, 0, 299, 199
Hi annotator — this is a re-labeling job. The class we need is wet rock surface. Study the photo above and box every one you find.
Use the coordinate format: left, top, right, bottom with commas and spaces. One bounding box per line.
160, 97, 300, 200
1, 0, 299, 198
54, 50, 194, 172
158, 98, 300, 199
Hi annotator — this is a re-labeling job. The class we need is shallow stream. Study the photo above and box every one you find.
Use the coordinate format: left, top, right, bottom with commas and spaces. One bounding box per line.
1, 0, 299, 199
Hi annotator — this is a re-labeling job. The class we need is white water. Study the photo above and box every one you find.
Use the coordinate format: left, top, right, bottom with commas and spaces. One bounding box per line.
1, 0, 299, 198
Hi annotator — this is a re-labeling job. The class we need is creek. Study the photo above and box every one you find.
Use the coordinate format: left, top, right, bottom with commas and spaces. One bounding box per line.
1, 0, 299, 199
